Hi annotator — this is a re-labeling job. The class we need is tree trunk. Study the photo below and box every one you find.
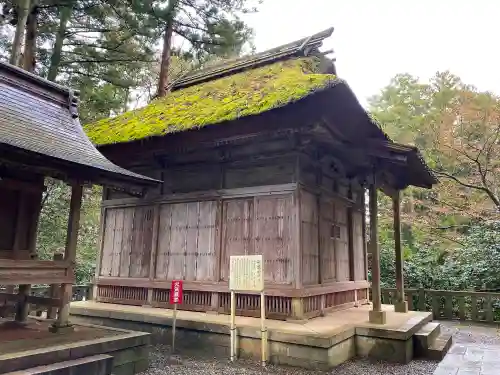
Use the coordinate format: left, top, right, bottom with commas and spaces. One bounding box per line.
10, 0, 31, 66
47, 3, 72, 81
157, 21, 174, 97
23, 1, 38, 72
156, 0, 179, 98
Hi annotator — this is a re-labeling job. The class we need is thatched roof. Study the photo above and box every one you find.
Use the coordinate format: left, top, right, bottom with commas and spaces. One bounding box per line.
85, 57, 338, 146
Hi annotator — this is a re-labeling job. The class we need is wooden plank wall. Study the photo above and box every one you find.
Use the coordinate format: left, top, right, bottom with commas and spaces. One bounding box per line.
99, 205, 154, 278
352, 211, 366, 280
300, 190, 319, 285
319, 197, 336, 282
155, 201, 219, 281
100, 194, 295, 285
220, 195, 295, 284
334, 202, 350, 281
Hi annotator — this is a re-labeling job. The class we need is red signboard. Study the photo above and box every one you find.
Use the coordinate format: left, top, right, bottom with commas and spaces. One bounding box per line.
170, 280, 183, 304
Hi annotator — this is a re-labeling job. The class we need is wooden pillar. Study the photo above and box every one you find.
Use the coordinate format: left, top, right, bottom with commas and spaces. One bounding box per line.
289, 184, 305, 321
47, 253, 64, 319
393, 191, 408, 313
146, 205, 160, 306
368, 184, 386, 324
14, 193, 30, 323
50, 183, 83, 332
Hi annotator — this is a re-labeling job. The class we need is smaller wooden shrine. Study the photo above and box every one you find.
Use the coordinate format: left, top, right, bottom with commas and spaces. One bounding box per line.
84, 27, 437, 322
0, 61, 157, 331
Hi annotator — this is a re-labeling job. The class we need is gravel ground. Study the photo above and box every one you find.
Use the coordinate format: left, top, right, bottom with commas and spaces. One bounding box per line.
139, 321, 500, 375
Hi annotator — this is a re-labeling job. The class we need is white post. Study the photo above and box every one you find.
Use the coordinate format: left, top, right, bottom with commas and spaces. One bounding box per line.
230, 290, 236, 362
260, 291, 267, 367
171, 303, 178, 355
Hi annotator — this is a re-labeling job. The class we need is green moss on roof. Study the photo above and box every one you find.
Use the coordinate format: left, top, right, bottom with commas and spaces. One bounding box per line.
84, 57, 337, 146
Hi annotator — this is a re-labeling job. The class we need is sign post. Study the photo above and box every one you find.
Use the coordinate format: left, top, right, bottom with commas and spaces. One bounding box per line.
229, 255, 267, 367
169, 280, 183, 356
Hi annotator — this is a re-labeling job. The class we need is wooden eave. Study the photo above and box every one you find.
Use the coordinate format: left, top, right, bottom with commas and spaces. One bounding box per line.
0, 60, 160, 192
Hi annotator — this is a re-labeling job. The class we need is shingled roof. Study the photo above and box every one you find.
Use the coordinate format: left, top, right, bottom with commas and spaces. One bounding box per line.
0, 61, 159, 189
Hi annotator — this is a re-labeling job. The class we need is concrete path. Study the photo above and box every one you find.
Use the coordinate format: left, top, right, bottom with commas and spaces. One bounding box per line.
434, 343, 500, 375
434, 321, 500, 375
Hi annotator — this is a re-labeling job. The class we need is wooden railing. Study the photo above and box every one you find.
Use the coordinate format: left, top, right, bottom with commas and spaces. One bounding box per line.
0, 284, 91, 317
381, 287, 500, 323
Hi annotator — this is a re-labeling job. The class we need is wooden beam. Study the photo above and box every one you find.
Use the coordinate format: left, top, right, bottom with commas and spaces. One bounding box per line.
102, 183, 299, 209
27, 187, 44, 255
92, 201, 106, 300
52, 183, 83, 332
147, 205, 160, 304
347, 206, 355, 281
0, 177, 46, 194
393, 191, 408, 313
294, 185, 303, 290
368, 183, 386, 324
64, 184, 83, 263
362, 191, 369, 281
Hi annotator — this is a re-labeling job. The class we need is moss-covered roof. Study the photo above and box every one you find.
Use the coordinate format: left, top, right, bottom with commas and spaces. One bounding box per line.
84, 57, 337, 146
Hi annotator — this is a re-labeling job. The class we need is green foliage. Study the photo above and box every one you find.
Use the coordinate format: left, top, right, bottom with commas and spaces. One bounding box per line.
84, 57, 336, 145
380, 223, 500, 292
37, 180, 101, 284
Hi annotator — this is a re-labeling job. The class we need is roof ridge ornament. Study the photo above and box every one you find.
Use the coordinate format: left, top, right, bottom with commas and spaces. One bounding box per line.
68, 89, 80, 119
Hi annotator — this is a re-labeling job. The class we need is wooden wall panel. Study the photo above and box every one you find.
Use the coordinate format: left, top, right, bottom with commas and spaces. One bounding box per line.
155, 204, 172, 280
220, 195, 294, 284
129, 206, 154, 278
352, 211, 366, 281
119, 207, 135, 277
335, 202, 350, 281
100, 206, 154, 278
164, 166, 221, 194
155, 201, 218, 281
220, 199, 254, 281
110, 208, 124, 277
224, 161, 294, 189
196, 201, 218, 281
300, 190, 319, 285
99, 209, 116, 277
319, 197, 336, 282
166, 203, 188, 280
254, 195, 294, 284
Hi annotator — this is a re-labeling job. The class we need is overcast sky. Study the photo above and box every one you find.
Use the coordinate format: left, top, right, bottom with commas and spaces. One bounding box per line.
243, 0, 499, 106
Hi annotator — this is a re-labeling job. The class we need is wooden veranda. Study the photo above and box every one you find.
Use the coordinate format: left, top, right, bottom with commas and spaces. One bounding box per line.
0, 61, 158, 331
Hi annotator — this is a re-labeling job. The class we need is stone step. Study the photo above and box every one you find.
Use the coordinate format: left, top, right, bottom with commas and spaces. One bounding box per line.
414, 322, 441, 357
4, 354, 113, 375
425, 332, 453, 361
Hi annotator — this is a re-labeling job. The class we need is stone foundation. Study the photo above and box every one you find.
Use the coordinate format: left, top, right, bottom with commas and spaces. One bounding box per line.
0, 321, 150, 374
70, 302, 433, 370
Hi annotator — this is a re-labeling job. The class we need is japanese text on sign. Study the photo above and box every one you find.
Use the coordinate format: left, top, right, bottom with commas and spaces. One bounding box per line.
229, 255, 264, 292
170, 280, 183, 304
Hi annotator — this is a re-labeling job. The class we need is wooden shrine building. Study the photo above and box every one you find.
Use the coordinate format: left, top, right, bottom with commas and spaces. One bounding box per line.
0, 61, 157, 331
85, 28, 437, 323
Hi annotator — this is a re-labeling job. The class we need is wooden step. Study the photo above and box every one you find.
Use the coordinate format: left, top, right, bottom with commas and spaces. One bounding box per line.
414, 322, 441, 357
4, 354, 113, 375
425, 332, 453, 361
